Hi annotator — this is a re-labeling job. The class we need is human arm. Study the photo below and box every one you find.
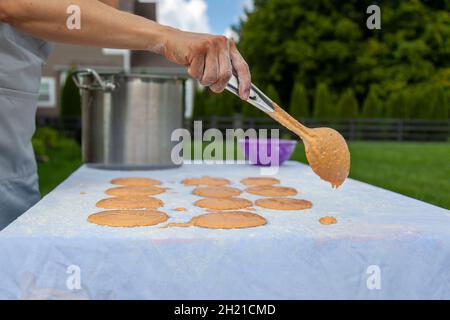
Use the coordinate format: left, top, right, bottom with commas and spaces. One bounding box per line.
0, 0, 250, 98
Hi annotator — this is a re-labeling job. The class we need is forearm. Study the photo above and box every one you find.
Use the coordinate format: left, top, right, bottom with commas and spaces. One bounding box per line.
0, 0, 252, 98
0, 0, 170, 53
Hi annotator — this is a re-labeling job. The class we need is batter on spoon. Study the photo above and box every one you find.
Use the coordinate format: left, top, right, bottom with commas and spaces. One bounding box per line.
269, 104, 350, 188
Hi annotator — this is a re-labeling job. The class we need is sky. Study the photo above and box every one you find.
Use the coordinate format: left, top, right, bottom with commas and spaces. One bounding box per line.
153, 0, 254, 36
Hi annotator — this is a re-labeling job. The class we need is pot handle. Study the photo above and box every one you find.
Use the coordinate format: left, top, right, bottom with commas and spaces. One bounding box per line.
72, 68, 117, 92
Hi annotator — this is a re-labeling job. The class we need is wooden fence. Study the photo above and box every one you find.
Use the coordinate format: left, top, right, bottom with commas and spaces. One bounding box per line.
188, 116, 450, 142
36, 116, 450, 142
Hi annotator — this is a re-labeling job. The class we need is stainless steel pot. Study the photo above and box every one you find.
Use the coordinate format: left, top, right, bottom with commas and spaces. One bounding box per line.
72, 69, 185, 170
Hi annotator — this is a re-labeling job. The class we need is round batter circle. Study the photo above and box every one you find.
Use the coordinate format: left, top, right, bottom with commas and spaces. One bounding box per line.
96, 196, 164, 210
192, 186, 241, 198
194, 211, 267, 229
240, 177, 280, 186
255, 198, 313, 210
105, 186, 166, 197
162, 211, 267, 229
195, 197, 253, 210
88, 210, 169, 227
182, 176, 230, 186
111, 177, 161, 187
319, 216, 337, 225
245, 186, 297, 197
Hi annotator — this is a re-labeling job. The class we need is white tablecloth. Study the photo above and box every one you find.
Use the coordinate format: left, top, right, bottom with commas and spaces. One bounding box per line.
0, 162, 449, 299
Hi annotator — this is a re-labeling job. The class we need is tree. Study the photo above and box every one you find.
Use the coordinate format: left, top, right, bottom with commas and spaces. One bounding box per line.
289, 82, 309, 118
193, 89, 206, 118
336, 89, 359, 118
362, 86, 383, 118
242, 99, 265, 118
266, 84, 281, 105
193, 87, 244, 118
424, 85, 449, 120
313, 83, 334, 118
216, 91, 238, 117
60, 69, 81, 119
407, 86, 429, 119
238, 0, 450, 110
385, 91, 407, 118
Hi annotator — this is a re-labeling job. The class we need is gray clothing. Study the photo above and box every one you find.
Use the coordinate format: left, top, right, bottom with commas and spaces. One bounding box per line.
0, 23, 52, 229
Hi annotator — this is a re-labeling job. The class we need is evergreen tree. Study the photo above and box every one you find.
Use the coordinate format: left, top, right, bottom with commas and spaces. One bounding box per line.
203, 92, 217, 117
242, 100, 264, 118
362, 86, 383, 118
266, 84, 281, 105
193, 89, 206, 119
238, 0, 449, 103
313, 83, 334, 118
423, 85, 449, 120
60, 69, 81, 119
385, 91, 407, 118
336, 88, 359, 119
289, 82, 309, 118
218, 90, 239, 116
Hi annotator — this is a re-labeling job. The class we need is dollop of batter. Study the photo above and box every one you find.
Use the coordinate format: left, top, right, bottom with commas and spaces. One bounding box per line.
111, 177, 161, 187
319, 216, 337, 225
182, 176, 230, 186
269, 104, 350, 188
161, 211, 267, 229
240, 177, 280, 186
96, 196, 164, 210
192, 186, 242, 198
255, 198, 313, 210
195, 197, 253, 210
105, 186, 166, 197
245, 186, 297, 197
88, 210, 168, 227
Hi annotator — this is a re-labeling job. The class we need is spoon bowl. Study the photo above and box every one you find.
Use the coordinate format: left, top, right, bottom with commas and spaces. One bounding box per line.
303, 127, 350, 188
269, 104, 350, 188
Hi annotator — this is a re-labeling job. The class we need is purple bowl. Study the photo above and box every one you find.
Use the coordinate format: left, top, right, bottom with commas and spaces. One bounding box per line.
239, 138, 298, 167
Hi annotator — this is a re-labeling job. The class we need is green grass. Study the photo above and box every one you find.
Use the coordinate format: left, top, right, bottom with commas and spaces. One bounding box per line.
291, 142, 450, 209
37, 139, 450, 209
37, 139, 82, 196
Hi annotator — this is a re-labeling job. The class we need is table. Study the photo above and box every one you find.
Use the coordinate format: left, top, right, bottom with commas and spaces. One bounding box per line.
0, 162, 449, 299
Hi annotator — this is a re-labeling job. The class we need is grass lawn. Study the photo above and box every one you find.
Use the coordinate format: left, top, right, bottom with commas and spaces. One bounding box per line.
37, 140, 82, 196
291, 142, 450, 209
37, 140, 450, 209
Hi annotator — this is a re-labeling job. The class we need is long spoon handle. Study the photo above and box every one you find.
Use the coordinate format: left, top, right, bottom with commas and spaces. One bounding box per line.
268, 103, 313, 140
226, 74, 312, 140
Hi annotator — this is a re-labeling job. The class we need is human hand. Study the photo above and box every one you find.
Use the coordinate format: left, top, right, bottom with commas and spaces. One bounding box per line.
160, 28, 251, 100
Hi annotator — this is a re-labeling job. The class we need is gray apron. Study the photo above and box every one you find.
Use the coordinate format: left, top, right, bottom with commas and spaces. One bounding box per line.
0, 23, 52, 230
